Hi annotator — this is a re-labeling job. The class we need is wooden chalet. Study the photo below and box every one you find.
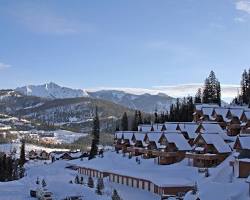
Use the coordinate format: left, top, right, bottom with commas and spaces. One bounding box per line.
226, 108, 244, 136
211, 108, 229, 129
114, 131, 136, 152
241, 111, 250, 134
193, 104, 219, 122
232, 136, 250, 178
177, 123, 198, 145
126, 133, 147, 156
186, 133, 231, 168
156, 133, 192, 165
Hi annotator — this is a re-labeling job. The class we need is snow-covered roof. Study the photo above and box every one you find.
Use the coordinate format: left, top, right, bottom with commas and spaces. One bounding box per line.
229, 108, 244, 119
123, 132, 135, 140
146, 132, 163, 143
202, 107, 214, 117
178, 123, 198, 139
138, 124, 153, 132
214, 108, 229, 121
115, 132, 123, 139
134, 133, 146, 141
164, 133, 192, 151
164, 123, 178, 131
198, 123, 224, 134
244, 112, 250, 120
195, 104, 219, 111
200, 134, 231, 153
238, 136, 250, 150
138, 124, 165, 132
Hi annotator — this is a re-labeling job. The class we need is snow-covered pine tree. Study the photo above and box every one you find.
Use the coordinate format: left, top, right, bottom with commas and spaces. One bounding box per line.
42, 179, 47, 188
19, 139, 26, 167
75, 175, 79, 184
112, 189, 122, 200
87, 176, 94, 188
95, 178, 104, 195
121, 112, 128, 131
88, 106, 100, 160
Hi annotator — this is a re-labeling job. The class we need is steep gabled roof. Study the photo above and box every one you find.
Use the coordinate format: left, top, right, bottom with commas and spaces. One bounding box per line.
146, 132, 164, 143
199, 134, 231, 153
213, 108, 229, 121
228, 108, 244, 119
115, 132, 123, 139
134, 132, 146, 141
164, 133, 192, 151
198, 122, 224, 134
235, 136, 250, 150
178, 123, 198, 139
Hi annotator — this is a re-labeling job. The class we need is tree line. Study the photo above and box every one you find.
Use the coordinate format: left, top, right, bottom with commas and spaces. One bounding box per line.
233, 68, 250, 106
117, 70, 223, 130
0, 140, 25, 182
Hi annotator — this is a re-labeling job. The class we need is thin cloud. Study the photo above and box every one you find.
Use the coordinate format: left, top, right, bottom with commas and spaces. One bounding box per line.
0, 62, 11, 69
234, 16, 246, 23
236, 0, 250, 14
87, 84, 240, 103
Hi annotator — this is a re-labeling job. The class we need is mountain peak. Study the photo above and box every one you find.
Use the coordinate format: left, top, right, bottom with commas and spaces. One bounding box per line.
15, 82, 88, 99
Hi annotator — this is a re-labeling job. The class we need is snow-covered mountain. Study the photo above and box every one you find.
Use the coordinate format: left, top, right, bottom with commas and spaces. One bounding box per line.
15, 83, 176, 112
15, 82, 89, 99
88, 90, 176, 113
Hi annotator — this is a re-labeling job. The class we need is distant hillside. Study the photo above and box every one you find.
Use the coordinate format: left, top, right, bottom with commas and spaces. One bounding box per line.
15, 82, 89, 99
88, 90, 176, 113
0, 89, 135, 132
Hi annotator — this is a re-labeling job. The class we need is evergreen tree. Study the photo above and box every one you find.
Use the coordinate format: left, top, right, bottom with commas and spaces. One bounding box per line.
121, 112, 128, 131
75, 175, 80, 184
202, 71, 221, 105
112, 189, 121, 200
36, 177, 40, 185
131, 110, 138, 131
195, 88, 202, 103
87, 176, 94, 188
89, 107, 100, 160
154, 110, 159, 123
95, 178, 104, 195
137, 111, 143, 125
241, 69, 248, 104
42, 179, 47, 188
19, 139, 26, 167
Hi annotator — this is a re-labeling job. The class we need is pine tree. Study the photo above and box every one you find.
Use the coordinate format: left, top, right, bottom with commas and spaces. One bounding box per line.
131, 110, 138, 131
95, 178, 104, 195
19, 139, 26, 167
75, 175, 79, 184
195, 88, 202, 103
154, 110, 159, 123
87, 176, 94, 188
42, 179, 47, 188
121, 112, 128, 131
202, 71, 221, 105
89, 107, 100, 160
137, 111, 143, 125
112, 189, 121, 200
36, 177, 40, 185
80, 176, 84, 184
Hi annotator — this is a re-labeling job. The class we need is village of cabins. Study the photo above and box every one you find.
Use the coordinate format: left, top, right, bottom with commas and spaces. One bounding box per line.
67, 103, 250, 199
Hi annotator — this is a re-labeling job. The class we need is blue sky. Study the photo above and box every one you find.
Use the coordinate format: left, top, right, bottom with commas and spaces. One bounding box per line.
0, 0, 250, 93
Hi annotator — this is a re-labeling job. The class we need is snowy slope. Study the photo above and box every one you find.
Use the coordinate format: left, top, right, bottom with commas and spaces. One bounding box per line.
88, 90, 176, 112
15, 82, 89, 99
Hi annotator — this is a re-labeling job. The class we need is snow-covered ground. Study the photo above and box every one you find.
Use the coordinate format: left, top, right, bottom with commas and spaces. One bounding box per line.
0, 150, 249, 200
0, 159, 160, 200
53, 129, 87, 144
0, 143, 69, 155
